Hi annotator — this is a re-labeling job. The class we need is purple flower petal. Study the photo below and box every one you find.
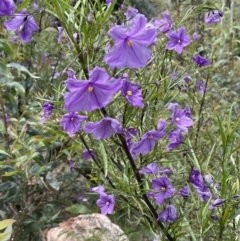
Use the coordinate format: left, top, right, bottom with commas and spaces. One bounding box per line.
60, 112, 87, 137
166, 27, 191, 54
147, 176, 175, 205
4, 12, 39, 42
205, 10, 222, 24
0, 0, 16, 16
83, 117, 123, 140
82, 149, 96, 161
132, 127, 165, 155
104, 14, 156, 69
64, 67, 121, 112
155, 12, 173, 33
157, 204, 177, 223
192, 54, 210, 67
121, 75, 144, 108
96, 193, 115, 215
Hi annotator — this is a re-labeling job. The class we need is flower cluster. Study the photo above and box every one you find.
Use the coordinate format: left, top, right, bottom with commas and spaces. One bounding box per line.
40, 3, 222, 226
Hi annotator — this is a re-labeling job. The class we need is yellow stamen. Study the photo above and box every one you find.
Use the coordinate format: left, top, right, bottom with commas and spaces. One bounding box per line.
127, 39, 133, 47
127, 90, 132, 96
175, 117, 180, 121
161, 187, 166, 191
88, 86, 93, 92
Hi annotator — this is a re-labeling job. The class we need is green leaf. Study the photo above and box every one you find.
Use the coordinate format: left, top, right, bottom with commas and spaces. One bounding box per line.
17, 0, 31, 11
99, 141, 108, 177
216, 116, 226, 150
0, 41, 14, 57
0, 63, 12, 80
2, 171, 22, 177
0, 219, 15, 231
6, 63, 40, 79
0, 150, 11, 157
5, 82, 25, 97
0, 232, 10, 241
0, 182, 16, 192
65, 204, 90, 214
46, 172, 60, 190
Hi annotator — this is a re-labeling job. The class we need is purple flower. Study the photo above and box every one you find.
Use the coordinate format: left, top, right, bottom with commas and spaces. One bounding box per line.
167, 129, 184, 150
40, 101, 54, 124
147, 176, 175, 205
180, 186, 190, 197
125, 127, 138, 138
96, 193, 115, 215
197, 80, 208, 95
4, 9, 39, 43
66, 69, 77, 79
60, 112, 87, 137
91, 185, 105, 194
104, 14, 156, 69
209, 199, 225, 210
160, 168, 172, 176
155, 12, 173, 33
139, 162, 161, 175
124, 127, 138, 142
184, 106, 192, 118
125, 6, 138, 20
172, 108, 194, 132
0, 0, 16, 16
57, 27, 64, 43
192, 54, 210, 67
82, 149, 96, 161
197, 186, 211, 202
106, 0, 112, 5
125, 128, 138, 159
31, 3, 39, 10
168, 103, 178, 113
68, 160, 74, 172
78, 192, 84, 201
64, 67, 121, 112
189, 168, 205, 189
4, 114, 10, 123
132, 119, 166, 155
189, 168, 212, 202
205, 10, 222, 24
157, 205, 177, 223
193, 32, 200, 41
121, 74, 144, 108
211, 215, 219, 222
83, 117, 123, 140
166, 27, 191, 54
184, 75, 191, 83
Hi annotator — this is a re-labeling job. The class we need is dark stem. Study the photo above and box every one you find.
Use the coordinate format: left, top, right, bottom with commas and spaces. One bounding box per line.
117, 133, 175, 241
194, 72, 210, 148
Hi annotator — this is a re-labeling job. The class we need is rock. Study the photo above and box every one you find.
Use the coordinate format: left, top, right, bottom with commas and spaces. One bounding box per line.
42, 213, 129, 241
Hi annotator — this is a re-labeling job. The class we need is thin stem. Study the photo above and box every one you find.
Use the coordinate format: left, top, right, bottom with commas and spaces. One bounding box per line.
194, 72, 210, 149
0, 87, 9, 149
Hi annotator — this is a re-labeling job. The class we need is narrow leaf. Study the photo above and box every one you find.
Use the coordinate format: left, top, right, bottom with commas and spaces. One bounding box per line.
0, 220, 16, 231
46, 172, 60, 190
